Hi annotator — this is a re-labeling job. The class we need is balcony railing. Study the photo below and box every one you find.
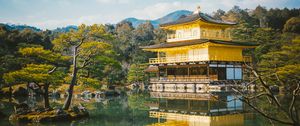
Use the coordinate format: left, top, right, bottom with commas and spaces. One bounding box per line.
149, 56, 252, 64
166, 30, 231, 42
150, 75, 218, 82
149, 56, 188, 64
200, 30, 231, 41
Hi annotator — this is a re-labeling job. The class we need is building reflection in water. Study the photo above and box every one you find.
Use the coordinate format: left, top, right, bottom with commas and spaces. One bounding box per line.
147, 92, 245, 126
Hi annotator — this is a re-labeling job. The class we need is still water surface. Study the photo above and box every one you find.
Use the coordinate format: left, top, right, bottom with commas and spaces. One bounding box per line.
0, 91, 285, 126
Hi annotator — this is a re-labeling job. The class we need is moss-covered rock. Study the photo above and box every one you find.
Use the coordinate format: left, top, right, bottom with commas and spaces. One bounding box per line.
0, 111, 6, 118
0, 88, 12, 97
9, 108, 89, 123
12, 87, 28, 96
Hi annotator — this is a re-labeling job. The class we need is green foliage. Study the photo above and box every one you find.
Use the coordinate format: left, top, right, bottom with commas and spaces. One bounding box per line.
127, 64, 147, 84
78, 41, 112, 60
85, 56, 122, 85
212, 9, 225, 20
0, 26, 52, 85
277, 64, 300, 83
3, 64, 55, 84
259, 36, 300, 87
231, 21, 257, 41
52, 24, 112, 52
221, 6, 255, 23
52, 24, 118, 90
78, 77, 102, 89
266, 8, 300, 30
19, 47, 70, 66
283, 17, 300, 33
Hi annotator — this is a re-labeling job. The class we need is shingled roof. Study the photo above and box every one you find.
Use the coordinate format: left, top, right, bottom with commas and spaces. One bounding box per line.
160, 12, 236, 27
141, 39, 258, 49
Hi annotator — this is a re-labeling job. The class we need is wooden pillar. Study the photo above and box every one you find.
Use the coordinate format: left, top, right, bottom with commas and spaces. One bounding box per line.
174, 67, 177, 80
165, 68, 168, 79
157, 51, 161, 63
207, 63, 210, 78
156, 69, 159, 80
188, 100, 191, 111
208, 100, 211, 114
188, 66, 190, 78
166, 99, 168, 108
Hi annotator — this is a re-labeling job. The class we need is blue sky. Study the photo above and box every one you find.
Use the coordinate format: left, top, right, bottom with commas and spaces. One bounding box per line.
0, 0, 299, 30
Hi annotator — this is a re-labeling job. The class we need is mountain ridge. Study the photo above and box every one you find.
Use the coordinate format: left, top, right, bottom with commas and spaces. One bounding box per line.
0, 10, 193, 32
123, 10, 192, 28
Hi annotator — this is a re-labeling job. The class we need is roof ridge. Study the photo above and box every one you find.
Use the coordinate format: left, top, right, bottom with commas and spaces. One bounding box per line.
160, 12, 237, 27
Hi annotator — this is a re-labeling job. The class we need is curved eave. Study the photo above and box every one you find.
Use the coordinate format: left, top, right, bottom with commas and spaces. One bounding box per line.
141, 40, 258, 52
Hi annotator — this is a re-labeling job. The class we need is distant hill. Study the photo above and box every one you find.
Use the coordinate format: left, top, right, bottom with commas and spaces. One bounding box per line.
0, 23, 41, 32
52, 25, 78, 33
122, 10, 192, 28
1, 10, 193, 31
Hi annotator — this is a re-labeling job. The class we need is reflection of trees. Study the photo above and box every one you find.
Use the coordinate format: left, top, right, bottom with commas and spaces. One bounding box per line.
85, 94, 155, 126
128, 92, 155, 110
233, 66, 300, 126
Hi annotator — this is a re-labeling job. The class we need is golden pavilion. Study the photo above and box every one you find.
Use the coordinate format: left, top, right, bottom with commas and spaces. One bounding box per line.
142, 7, 257, 92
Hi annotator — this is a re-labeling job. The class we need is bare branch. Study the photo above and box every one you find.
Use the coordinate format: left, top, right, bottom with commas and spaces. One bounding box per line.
48, 67, 57, 74
251, 68, 284, 109
75, 35, 87, 48
241, 98, 294, 125
289, 83, 300, 124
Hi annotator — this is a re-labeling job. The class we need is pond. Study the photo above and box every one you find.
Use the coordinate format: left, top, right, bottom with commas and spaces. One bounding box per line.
0, 90, 287, 126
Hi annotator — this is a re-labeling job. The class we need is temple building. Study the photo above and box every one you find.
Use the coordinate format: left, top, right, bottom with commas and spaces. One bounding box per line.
142, 7, 257, 92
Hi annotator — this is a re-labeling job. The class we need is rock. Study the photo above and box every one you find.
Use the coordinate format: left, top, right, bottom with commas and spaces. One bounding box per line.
0, 111, 5, 118
270, 85, 279, 93
12, 87, 28, 96
14, 103, 30, 115
108, 85, 116, 90
0, 89, 11, 97
94, 91, 105, 98
78, 104, 88, 114
55, 108, 66, 115
32, 107, 46, 113
51, 91, 60, 98
9, 108, 89, 123
45, 107, 53, 111
91, 93, 95, 98
71, 106, 80, 114
104, 90, 120, 97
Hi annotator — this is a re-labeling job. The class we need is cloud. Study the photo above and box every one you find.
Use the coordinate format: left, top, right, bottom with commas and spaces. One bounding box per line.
22, 13, 127, 30
131, 1, 196, 20
95, 0, 131, 4
130, 0, 293, 21
1, 0, 297, 29
198, 0, 290, 12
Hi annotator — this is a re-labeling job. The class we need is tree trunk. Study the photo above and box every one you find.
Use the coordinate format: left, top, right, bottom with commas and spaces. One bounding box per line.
63, 46, 78, 110
9, 84, 12, 97
44, 83, 50, 109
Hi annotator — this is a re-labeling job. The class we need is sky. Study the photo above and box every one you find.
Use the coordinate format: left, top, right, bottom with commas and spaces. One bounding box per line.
0, 0, 299, 30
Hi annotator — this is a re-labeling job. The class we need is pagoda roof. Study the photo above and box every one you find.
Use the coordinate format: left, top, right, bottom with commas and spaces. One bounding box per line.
141, 39, 258, 49
160, 12, 236, 27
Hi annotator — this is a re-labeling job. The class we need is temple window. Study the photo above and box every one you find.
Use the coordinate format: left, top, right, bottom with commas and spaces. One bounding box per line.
192, 29, 198, 37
